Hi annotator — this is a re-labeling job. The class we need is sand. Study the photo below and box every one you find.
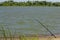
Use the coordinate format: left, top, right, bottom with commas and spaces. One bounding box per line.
0, 35, 60, 40
39, 35, 60, 40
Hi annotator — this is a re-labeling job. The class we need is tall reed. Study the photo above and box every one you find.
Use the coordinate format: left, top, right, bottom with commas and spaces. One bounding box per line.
0, 24, 7, 40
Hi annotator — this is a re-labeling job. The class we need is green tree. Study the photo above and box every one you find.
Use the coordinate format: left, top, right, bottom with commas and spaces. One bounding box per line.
26, 1, 32, 6
0, 0, 60, 6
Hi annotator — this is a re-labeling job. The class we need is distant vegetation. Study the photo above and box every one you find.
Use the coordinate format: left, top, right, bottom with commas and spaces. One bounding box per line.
0, 1, 60, 6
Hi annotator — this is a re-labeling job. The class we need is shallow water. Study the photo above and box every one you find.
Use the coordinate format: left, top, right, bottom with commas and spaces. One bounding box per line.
0, 7, 60, 36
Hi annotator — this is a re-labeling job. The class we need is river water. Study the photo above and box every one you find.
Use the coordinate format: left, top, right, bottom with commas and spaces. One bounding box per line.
0, 7, 60, 36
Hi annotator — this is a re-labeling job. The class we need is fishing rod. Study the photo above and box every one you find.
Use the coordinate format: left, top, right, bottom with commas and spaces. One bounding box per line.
34, 19, 56, 38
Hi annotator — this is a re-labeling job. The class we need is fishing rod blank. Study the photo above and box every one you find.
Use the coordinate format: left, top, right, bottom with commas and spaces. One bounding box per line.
34, 19, 56, 38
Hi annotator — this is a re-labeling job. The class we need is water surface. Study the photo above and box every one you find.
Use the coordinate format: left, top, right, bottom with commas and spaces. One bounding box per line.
0, 7, 60, 36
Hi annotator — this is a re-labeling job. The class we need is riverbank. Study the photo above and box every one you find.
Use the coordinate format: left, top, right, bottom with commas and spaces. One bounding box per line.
0, 1, 60, 7
39, 35, 60, 40
0, 35, 60, 40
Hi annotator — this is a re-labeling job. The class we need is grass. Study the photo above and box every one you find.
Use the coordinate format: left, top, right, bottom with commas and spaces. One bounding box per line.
0, 24, 39, 40
0, 24, 7, 40
19, 35, 39, 40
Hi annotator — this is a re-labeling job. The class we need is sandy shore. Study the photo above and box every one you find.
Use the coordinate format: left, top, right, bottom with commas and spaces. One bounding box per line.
0, 35, 60, 40
39, 35, 60, 40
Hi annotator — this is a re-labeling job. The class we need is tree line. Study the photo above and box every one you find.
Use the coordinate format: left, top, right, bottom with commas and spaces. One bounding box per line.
0, 1, 60, 6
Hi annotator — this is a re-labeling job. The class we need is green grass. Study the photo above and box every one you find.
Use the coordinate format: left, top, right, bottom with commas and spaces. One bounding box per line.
0, 24, 39, 40
0, 24, 7, 40
19, 35, 39, 40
